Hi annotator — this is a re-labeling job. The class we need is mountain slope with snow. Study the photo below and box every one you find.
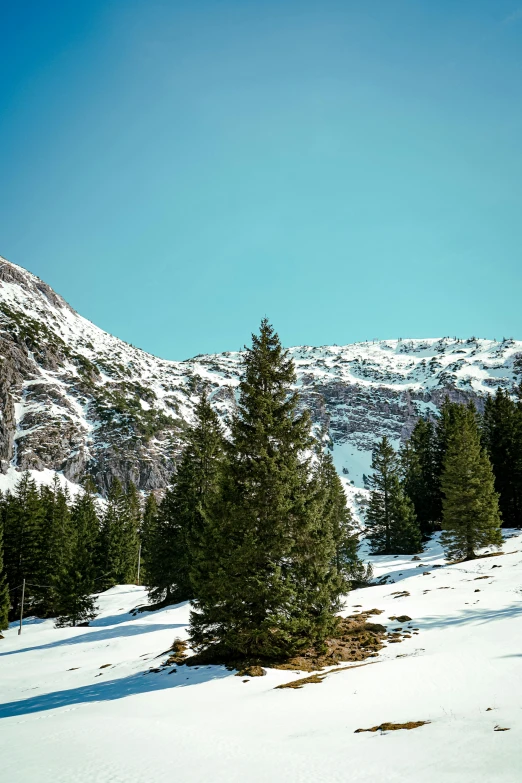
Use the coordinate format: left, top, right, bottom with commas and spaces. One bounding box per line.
1, 531, 521, 782
0, 255, 520, 498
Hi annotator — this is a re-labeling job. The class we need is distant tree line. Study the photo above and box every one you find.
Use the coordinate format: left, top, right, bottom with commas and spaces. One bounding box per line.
0, 473, 142, 630
364, 384, 522, 561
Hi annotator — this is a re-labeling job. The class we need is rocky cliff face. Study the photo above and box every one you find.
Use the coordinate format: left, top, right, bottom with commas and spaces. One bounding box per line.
0, 256, 520, 497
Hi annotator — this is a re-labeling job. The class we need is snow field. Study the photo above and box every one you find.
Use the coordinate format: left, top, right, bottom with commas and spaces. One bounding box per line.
1, 533, 521, 782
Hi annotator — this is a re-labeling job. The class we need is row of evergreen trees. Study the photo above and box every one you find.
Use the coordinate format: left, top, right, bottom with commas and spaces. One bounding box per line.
364, 390, 519, 561
0, 473, 142, 630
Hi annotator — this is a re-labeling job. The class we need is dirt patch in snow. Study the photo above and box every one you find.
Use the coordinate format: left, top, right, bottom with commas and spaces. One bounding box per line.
276, 661, 380, 690
178, 610, 388, 674
355, 721, 430, 733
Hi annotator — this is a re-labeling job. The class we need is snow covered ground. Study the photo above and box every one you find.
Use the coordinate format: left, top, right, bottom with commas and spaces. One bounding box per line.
1, 532, 521, 783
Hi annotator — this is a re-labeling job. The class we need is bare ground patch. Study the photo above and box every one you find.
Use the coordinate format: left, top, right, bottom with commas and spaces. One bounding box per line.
355, 721, 430, 733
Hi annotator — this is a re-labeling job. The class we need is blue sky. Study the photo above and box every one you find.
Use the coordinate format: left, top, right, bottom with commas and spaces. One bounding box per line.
1, 1, 521, 359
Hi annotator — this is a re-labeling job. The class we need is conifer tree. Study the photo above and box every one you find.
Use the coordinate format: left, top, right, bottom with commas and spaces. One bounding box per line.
441, 410, 503, 561
319, 452, 372, 588
366, 437, 422, 555
190, 319, 342, 660
98, 478, 140, 588
0, 493, 10, 630
37, 476, 74, 616
3, 472, 44, 616
140, 492, 158, 586
483, 388, 522, 528
401, 418, 439, 536
146, 390, 225, 604
433, 399, 476, 520
55, 479, 99, 626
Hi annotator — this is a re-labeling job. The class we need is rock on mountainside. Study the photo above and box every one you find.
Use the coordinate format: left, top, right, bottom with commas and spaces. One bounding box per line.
0, 255, 520, 498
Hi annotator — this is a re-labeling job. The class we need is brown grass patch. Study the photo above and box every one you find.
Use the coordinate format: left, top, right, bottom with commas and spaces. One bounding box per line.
163, 637, 189, 666
235, 665, 266, 677
355, 720, 430, 733
177, 610, 388, 675
276, 661, 380, 690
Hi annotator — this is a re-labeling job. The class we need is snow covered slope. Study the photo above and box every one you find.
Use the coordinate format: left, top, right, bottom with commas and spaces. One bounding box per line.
1, 531, 521, 782
0, 255, 520, 497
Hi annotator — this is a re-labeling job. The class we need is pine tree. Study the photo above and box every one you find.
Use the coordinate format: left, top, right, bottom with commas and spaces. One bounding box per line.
190, 319, 342, 660
319, 452, 372, 588
433, 399, 475, 521
3, 472, 44, 616
483, 388, 522, 528
124, 481, 141, 581
401, 418, 439, 536
0, 491, 10, 631
140, 492, 158, 587
37, 476, 74, 616
366, 437, 422, 555
98, 478, 139, 589
441, 409, 503, 561
146, 390, 226, 604
55, 479, 99, 626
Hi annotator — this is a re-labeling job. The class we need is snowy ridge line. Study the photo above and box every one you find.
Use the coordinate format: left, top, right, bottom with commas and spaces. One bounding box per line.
0, 254, 520, 505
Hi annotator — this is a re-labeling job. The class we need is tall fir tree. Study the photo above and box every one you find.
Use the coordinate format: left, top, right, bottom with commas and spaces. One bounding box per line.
146, 390, 225, 605
0, 491, 10, 630
401, 418, 439, 536
482, 388, 522, 528
140, 491, 158, 587
37, 476, 74, 616
3, 472, 44, 617
441, 408, 503, 561
55, 478, 99, 626
98, 478, 140, 589
319, 452, 372, 588
433, 398, 476, 521
190, 319, 342, 660
366, 437, 422, 555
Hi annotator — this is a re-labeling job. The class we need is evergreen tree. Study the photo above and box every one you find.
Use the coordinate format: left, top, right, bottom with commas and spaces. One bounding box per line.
146, 390, 225, 604
483, 388, 522, 528
3, 472, 44, 616
98, 478, 139, 589
433, 398, 476, 521
0, 492, 10, 630
190, 319, 342, 660
366, 437, 422, 555
401, 418, 439, 536
55, 478, 99, 626
441, 409, 503, 561
37, 476, 74, 616
140, 492, 158, 586
319, 452, 372, 588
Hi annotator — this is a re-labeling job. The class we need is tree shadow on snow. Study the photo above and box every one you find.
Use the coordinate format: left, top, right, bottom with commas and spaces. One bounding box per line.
90, 600, 191, 628
418, 603, 522, 630
0, 623, 184, 658
0, 665, 231, 719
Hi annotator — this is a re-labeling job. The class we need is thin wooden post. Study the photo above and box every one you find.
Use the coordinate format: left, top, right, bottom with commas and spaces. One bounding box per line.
137, 544, 142, 586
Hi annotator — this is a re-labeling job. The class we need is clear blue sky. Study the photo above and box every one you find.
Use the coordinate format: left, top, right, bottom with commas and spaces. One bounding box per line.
1, 1, 521, 359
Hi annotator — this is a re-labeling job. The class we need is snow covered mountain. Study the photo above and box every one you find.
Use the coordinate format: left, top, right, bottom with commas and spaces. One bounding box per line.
0, 255, 520, 498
